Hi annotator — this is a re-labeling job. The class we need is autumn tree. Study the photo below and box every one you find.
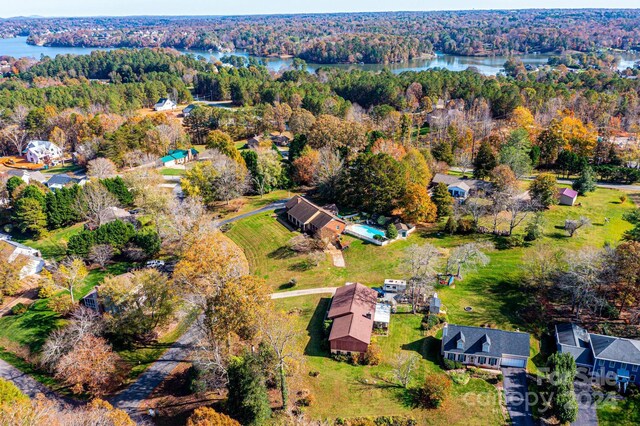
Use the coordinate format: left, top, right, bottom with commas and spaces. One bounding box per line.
417, 373, 452, 408
12, 197, 48, 238
289, 108, 316, 136
54, 257, 88, 303
55, 334, 121, 396
400, 183, 437, 223
292, 146, 319, 186
0, 255, 27, 300
313, 147, 344, 200
529, 173, 557, 208
75, 181, 119, 226
187, 407, 240, 426
403, 148, 432, 187
613, 242, 640, 315
490, 165, 518, 194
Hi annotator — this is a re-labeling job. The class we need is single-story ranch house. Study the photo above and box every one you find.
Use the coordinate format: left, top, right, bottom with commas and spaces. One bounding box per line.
285, 196, 346, 236
442, 324, 530, 369
160, 148, 198, 167
556, 323, 640, 391
328, 283, 386, 356
431, 173, 493, 200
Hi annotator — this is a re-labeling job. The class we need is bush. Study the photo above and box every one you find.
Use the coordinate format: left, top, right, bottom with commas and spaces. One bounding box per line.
308, 370, 320, 377
332, 354, 350, 363
497, 373, 504, 382
505, 234, 525, 248
386, 224, 398, 239
323, 319, 333, 338
38, 283, 57, 299
620, 195, 628, 203
449, 371, 470, 385
444, 216, 458, 235
350, 353, 361, 365
296, 390, 315, 407
456, 218, 475, 235
415, 373, 451, 408
11, 303, 28, 315
364, 342, 382, 366
442, 358, 463, 370
421, 313, 444, 331
131, 229, 161, 257
48, 294, 75, 316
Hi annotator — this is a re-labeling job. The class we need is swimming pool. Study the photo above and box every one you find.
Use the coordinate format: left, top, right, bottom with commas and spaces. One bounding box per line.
349, 224, 387, 240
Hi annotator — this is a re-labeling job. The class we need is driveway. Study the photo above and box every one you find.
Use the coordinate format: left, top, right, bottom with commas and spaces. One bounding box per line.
218, 199, 289, 226
572, 380, 598, 426
0, 358, 72, 407
502, 368, 534, 426
271, 287, 337, 299
108, 322, 199, 416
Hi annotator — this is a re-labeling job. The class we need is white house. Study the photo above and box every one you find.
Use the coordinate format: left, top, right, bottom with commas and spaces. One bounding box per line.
0, 240, 45, 279
6, 169, 48, 184
153, 98, 177, 111
24, 140, 63, 165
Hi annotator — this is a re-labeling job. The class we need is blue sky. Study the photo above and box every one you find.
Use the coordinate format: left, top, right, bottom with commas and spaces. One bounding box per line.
2, 0, 639, 18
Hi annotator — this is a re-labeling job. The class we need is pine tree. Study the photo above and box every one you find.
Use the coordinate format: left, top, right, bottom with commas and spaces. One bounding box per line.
431, 183, 454, 218
572, 166, 596, 196
473, 141, 497, 179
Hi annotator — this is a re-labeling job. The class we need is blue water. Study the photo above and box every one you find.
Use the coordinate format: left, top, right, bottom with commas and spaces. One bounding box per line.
1, 37, 638, 76
350, 224, 386, 239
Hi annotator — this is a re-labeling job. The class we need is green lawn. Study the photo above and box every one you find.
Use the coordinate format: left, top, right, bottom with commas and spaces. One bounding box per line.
41, 164, 85, 175
598, 394, 640, 425
13, 223, 84, 259
159, 167, 185, 176
275, 295, 504, 424
220, 189, 297, 220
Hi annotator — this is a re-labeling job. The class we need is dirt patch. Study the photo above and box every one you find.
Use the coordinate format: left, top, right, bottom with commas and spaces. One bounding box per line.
140, 363, 225, 426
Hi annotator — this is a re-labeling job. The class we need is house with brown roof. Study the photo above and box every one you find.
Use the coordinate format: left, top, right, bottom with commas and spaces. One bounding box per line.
285, 196, 346, 236
327, 283, 379, 356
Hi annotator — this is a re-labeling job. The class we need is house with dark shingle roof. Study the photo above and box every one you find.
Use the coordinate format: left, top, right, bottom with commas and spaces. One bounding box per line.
285, 195, 346, 236
46, 173, 86, 190
442, 324, 530, 369
556, 323, 640, 390
327, 283, 379, 356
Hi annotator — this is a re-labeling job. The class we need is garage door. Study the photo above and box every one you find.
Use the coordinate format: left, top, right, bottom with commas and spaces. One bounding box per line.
501, 357, 526, 368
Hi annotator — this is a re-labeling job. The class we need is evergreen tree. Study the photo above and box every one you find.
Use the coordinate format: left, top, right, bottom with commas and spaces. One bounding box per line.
431, 183, 454, 218
473, 141, 497, 179
13, 198, 47, 237
572, 166, 596, 196
101, 177, 134, 206
226, 355, 271, 426
432, 141, 454, 165
46, 186, 81, 229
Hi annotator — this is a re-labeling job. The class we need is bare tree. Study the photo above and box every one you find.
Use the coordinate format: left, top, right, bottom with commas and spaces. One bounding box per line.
558, 248, 608, 318
75, 181, 119, 226
260, 310, 299, 411
191, 329, 229, 392
445, 243, 491, 279
88, 244, 114, 269
391, 353, 420, 388
87, 158, 117, 179
565, 217, 591, 237
506, 198, 537, 236
455, 148, 473, 177
0, 124, 28, 155
463, 196, 490, 227
209, 151, 248, 204
313, 148, 344, 200
403, 243, 442, 313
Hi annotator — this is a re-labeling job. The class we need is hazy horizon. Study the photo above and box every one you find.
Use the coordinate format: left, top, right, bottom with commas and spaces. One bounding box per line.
1, 1, 639, 19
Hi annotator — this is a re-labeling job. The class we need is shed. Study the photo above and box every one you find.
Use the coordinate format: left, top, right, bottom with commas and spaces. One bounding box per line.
558, 188, 578, 206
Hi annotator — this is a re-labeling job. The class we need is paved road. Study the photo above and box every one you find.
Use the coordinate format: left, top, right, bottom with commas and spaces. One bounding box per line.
218, 199, 289, 226
502, 368, 534, 426
0, 358, 72, 407
572, 380, 598, 426
271, 287, 337, 299
108, 322, 199, 416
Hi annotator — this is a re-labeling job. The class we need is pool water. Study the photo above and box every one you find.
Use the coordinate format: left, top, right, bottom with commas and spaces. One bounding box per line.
350, 224, 386, 239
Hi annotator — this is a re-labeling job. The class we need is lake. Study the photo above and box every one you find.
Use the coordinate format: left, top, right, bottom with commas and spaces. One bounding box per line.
1, 36, 638, 76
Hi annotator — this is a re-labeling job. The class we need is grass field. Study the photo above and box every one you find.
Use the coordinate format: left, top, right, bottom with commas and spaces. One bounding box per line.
219, 189, 296, 220
13, 223, 84, 259
159, 167, 185, 176
275, 295, 504, 424
598, 394, 640, 425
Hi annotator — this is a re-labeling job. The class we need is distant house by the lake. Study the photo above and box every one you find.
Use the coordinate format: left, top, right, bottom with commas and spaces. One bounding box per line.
153, 98, 177, 112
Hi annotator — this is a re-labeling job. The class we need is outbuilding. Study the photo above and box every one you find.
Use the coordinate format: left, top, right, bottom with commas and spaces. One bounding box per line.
558, 188, 579, 206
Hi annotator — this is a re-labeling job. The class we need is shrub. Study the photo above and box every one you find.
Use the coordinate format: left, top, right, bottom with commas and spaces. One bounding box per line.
442, 358, 463, 370
497, 373, 504, 382
505, 234, 525, 248
364, 343, 382, 366
332, 354, 350, 363
620, 195, 628, 203
456, 218, 475, 234
450, 371, 470, 385
38, 282, 57, 299
421, 314, 443, 331
444, 216, 458, 235
323, 319, 333, 338
415, 373, 451, 408
131, 229, 161, 257
296, 390, 315, 407
350, 353, 361, 365
308, 370, 320, 377
386, 224, 398, 239
48, 294, 75, 316
11, 303, 28, 315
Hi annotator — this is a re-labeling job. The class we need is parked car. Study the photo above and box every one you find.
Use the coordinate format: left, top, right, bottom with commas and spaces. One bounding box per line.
146, 260, 165, 268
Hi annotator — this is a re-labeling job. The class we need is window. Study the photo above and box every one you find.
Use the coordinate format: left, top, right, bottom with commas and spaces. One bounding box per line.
633, 365, 638, 372
336, 225, 340, 230
457, 354, 465, 362
621, 363, 628, 370
479, 357, 486, 364
447, 353, 455, 360
631, 375, 636, 382
598, 360, 604, 366
489, 358, 498, 366
610, 361, 616, 368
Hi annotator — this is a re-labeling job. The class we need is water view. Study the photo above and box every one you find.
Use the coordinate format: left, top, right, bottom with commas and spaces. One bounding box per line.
1, 36, 638, 76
